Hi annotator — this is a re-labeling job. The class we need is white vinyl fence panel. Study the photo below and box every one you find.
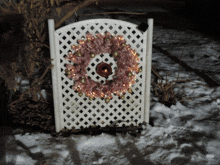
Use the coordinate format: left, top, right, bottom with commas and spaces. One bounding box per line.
48, 18, 153, 132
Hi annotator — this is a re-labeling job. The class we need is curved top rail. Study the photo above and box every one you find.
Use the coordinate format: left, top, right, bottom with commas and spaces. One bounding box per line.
55, 18, 141, 33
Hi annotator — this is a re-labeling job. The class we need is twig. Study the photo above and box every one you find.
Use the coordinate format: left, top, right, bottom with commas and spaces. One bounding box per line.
9, 65, 51, 105
177, 48, 185, 81
32, 41, 50, 49
38, 65, 51, 83
151, 68, 163, 80
55, 0, 99, 29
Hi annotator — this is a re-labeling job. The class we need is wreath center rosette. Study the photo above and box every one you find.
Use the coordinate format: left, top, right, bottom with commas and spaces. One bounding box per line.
65, 32, 141, 102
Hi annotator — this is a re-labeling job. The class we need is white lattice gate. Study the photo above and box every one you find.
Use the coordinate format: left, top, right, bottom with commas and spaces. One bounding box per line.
48, 18, 153, 132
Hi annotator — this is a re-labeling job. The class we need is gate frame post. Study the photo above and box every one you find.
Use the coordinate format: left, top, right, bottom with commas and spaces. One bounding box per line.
144, 19, 153, 124
48, 19, 62, 132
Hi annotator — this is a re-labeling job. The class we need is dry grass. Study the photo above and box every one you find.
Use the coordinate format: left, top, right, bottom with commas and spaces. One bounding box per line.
0, 0, 98, 102
151, 70, 184, 107
0, 0, 99, 129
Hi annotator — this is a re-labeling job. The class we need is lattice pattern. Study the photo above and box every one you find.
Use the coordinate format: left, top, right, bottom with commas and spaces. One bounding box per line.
51, 19, 149, 130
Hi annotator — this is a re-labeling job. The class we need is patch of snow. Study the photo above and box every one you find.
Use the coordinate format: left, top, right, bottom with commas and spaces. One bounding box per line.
16, 154, 37, 165
77, 133, 118, 156
206, 154, 215, 159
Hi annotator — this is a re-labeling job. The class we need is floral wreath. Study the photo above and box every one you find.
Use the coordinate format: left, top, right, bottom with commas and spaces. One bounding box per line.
65, 32, 142, 103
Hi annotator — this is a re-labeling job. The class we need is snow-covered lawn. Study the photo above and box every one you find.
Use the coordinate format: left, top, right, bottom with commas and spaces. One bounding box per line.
4, 98, 220, 165
1, 3, 220, 165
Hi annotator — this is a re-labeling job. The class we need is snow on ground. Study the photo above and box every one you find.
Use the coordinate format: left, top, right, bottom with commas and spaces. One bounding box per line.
154, 26, 220, 73
3, 98, 220, 165
1, 3, 220, 165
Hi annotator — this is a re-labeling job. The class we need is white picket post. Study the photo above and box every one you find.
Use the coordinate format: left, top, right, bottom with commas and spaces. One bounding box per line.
145, 18, 153, 124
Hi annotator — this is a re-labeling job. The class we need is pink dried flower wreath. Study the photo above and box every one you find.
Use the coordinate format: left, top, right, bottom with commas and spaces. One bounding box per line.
65, 32, 141, 101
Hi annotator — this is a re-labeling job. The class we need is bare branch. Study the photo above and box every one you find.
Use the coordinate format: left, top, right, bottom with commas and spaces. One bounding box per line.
55, 0, 99, 29
80, 12, 146, 16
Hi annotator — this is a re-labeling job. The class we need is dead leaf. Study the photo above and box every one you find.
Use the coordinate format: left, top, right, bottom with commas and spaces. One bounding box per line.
19, 0, 24, 6
32, 0, 38, 3
30, 43, 34, 49
39, 0, 44, 5
33, 1, 41, 8
0, 6, 12, 13
50, 64, 54, 68
38, 6, 44, 13
17, 5, 21, 13
3, 1, 10, 6
40, 32, 46, 42
55, 0, 60, 6
36, 29, 40, 38
31, 18, 39, 29
28, 22, 32, 28
56, 7, 62, 17
50, 0, 54, 6
40, 23, 45, 33
40, 8, 47, 18
60, 2, 78, 11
